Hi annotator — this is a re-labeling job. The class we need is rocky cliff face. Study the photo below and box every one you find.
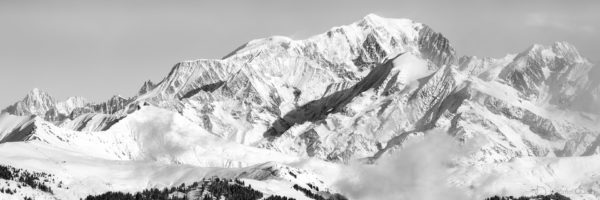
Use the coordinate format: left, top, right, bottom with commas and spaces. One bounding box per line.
2, 88, 76, 122
1, 89, 135, 132
498, 42, 596, 108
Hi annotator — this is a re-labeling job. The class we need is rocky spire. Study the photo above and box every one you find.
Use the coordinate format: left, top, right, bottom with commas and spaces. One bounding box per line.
2, 88, 57, 117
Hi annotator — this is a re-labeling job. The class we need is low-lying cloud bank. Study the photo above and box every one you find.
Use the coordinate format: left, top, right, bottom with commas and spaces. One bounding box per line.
335, 130, 484, 200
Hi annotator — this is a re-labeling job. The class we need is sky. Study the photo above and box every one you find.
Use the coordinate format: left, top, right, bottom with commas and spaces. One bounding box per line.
0, 0, 598, 107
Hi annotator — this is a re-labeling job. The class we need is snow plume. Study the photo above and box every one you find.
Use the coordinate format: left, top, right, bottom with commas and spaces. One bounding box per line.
335, 130, 482, 200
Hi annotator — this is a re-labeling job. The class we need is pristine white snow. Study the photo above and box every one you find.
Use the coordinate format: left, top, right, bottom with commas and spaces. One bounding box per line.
0, 141, 321, 200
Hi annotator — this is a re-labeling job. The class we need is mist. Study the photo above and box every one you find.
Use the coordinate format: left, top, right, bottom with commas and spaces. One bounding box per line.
132, 110, 209, 163
571, 62, 600, 114
335, 130, 483, 200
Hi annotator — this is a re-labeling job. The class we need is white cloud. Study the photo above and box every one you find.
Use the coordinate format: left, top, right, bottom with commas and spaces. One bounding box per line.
334, 130, 489, 200
525, 13, 596, 33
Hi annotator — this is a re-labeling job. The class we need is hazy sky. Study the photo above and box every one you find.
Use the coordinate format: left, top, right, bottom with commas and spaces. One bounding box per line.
1, 0, 598, 107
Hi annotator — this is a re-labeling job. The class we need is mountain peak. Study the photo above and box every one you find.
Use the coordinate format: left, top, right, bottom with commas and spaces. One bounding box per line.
2, 88, 57, 117
110, 95, 125, 100
139, 80, 156, 95
30, 87, 41, 93
520, 41, 586, 64
552, 41, 586, 62
24, 88, 55, 103
27, 87, 48, 97
362, 13, 384, 21
552, 41, 576, 49
498, 41, 594, 107
357, 13, 395, 28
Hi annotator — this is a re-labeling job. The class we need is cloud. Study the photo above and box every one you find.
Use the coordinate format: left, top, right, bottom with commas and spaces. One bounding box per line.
132, 110, 209, 163
334, 130, 486, 200
525, 13, 596, 33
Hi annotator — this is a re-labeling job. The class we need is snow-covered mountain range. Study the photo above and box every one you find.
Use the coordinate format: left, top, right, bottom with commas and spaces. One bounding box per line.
1, 14, 599, 200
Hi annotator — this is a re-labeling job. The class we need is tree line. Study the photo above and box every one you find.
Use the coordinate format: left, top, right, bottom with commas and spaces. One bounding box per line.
84, 177, 297, 200
485, 192, 570, 200
0, 164, 55, 194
